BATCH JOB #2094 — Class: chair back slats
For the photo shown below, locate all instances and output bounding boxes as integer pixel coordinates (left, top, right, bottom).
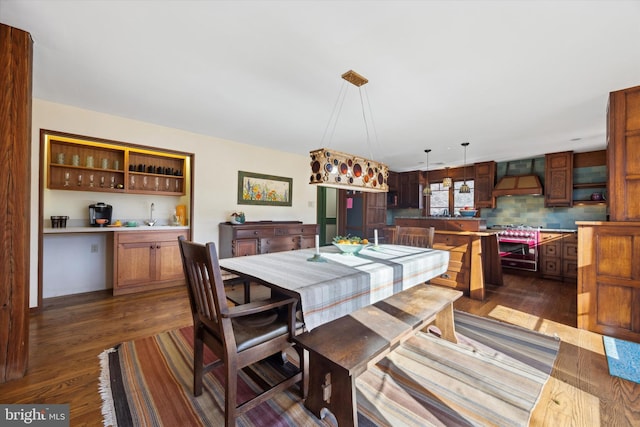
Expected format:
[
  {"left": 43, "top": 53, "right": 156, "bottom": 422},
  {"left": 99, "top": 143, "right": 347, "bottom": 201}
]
[
  {"left": 395, "top": 226, "right": 435, "bottom": 248},
  {"left": 179, "top": 237, "right": 229, "bottom": 342}
]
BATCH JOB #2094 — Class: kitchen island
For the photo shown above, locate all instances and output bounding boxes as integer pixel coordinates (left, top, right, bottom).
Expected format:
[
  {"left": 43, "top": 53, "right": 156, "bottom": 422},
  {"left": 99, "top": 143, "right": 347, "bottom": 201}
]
[{"left": 389, "top": 217, "right": 502, "bottom": 300}]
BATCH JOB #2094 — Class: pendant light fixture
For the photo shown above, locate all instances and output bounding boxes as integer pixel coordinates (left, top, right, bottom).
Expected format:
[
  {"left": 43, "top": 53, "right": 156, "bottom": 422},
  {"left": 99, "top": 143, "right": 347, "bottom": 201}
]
[
  {"left": 423, "top": 149, "right": 432, "bottom": 196},
  {"left": 309, "top": 70, "right": 389, "bottom": 193},
  {"left": 460, "top": 142, "right": 471, "bottom": 194},
  {"left": 442, "top": 167, "right": 452, "bottom": 188}
]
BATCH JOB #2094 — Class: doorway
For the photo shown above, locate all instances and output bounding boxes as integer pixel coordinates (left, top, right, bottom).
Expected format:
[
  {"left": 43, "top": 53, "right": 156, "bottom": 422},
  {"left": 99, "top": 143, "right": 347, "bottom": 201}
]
[{"left": 316, "top": 186, "right": 338, "bottom": 245}]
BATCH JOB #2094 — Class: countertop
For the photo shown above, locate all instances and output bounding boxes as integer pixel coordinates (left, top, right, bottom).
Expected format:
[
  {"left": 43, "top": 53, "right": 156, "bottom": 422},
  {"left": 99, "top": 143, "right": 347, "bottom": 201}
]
[{"left": 44, "top": 225, "right": 190, "bottom": 234}]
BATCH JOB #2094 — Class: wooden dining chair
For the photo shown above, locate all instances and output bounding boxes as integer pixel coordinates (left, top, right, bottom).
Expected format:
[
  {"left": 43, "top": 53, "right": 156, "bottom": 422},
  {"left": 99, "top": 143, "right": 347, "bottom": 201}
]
[
  {"left": 178, "top": 236, "right": 305, "bottom": 427},
  {"left": 395, "top": 226, "right": 435, "bottom": 248}
]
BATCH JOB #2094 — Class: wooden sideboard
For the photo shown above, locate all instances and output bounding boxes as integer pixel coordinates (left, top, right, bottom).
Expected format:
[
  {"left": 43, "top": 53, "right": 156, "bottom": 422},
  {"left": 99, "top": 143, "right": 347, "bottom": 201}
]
[{"left": 219, "top": 221, "right": 319, "bottom": 258}]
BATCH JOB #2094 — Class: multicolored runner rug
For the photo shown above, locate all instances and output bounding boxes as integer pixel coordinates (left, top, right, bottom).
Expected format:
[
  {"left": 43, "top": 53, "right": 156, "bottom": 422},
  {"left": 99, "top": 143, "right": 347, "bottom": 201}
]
[{"left": 99, "top": 311, "right": 559, "bottom": 426}]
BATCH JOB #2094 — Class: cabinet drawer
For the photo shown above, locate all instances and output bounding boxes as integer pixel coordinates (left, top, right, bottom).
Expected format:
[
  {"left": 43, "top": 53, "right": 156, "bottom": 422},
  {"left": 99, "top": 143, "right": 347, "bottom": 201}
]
[
  {"left": 429, "top": 269, "right": 467, "bottom": 290},
  {"left": 541, "top": 258, "right": 562, "bottom": 276},
  {"left": 563, "top": 243, "right": 578, "bottom": 259},
  {"left": 433, "top": 234, "right": 470, "bottom": 248},
  {"left": 285, "top": 224, "right": 318, "bottom": 236},
  {"left": 116, "top": 230, "right": 188, "bottom": 244},
  {"left": 541, "top": 243, "right": 560, "bottom": 257},
  {"left": 236, "top": 228, "right": 274, "bottom": 239},
  {"left": 260, "top": 237, "right": 298, "bottom": 253},
  {"left": 563, "top": 259, "right": 578, "bottom": 278}
]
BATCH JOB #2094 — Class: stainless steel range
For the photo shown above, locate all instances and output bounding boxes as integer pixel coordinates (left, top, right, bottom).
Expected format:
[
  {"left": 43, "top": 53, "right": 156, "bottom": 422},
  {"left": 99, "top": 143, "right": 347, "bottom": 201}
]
[{"left": 495, "top": 225, "right": 540, "bottom": 271}]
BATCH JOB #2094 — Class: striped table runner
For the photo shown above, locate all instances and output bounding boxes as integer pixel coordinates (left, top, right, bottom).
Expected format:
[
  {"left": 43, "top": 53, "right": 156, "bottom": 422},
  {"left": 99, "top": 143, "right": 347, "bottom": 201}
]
[{"left": 219, "top": 244, "right": 449, "bottom": 330}]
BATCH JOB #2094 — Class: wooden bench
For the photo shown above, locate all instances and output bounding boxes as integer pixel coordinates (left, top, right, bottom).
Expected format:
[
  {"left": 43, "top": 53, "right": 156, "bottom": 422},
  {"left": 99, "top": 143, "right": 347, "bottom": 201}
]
[{"left": 293, "top": 285, "right": 462, "bottom": 427}]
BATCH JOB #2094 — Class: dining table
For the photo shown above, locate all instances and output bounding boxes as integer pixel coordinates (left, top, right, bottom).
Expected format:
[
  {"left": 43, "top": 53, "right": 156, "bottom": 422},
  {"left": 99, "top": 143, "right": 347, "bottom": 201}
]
[{"left": 218, "top": 244, "right": 450, "bottom": 331}]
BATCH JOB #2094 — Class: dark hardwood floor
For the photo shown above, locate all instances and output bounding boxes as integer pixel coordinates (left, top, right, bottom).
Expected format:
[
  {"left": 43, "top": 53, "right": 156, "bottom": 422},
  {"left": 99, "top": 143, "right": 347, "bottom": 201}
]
[{"left": 0, "top": 273, "right": 638, "bottom": 426}]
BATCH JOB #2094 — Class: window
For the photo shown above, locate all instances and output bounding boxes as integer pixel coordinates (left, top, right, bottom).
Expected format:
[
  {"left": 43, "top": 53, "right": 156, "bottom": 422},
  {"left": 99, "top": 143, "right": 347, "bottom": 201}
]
[
  {"left": 426, "top": 180, "right": 474, "bottom": 216},
  {"left": 454, "top": 180, "right": 474, "bottom": 215}
]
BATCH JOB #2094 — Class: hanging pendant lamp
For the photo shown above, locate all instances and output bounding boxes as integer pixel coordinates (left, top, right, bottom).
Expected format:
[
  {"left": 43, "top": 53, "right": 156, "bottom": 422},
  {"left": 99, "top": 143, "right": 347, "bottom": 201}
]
[
  {"left": 460, "top": 142, "right": 471, "bottom": 194},
  {"left": 442, "top": 167, "right": 452, "bottom": 188},
  {"left": 309, "top": 70, "right": 389, "bottom": 193},
  {"left": 423, "top": 149, "right": 432, "bottom": 196}
]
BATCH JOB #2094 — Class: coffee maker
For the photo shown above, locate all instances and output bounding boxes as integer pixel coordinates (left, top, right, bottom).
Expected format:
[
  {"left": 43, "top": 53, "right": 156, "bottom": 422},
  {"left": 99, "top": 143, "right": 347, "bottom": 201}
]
[{"left": 89, "top": 202, "right": 113, "bottom": 227}]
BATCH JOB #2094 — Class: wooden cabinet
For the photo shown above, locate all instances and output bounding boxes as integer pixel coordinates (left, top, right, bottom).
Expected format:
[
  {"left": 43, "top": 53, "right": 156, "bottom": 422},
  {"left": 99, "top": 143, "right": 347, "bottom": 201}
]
[
  {"left": 545, "top": 151, "right": 573, "bottom": 207},
  {"left": 386, "top": 171, "right": 400, "bottom": 208},
  {"left": 539, "top": 231, "right": 577, "bottom": 282},
  {"left": 218, "top": 222, "right": 319, "bottom": 258},
  {"left": 608, "top": 84, "right": 640, "bottom": 221},
  {"left": 578, "top": 222, "right": 640, "bottom": 342},
  {"left": 44, "top": 130, "right": 187, "bottom": 196},
  {"left": 473, "top": 161, "right": 496, "bottom": 209},
  {"left": 1, "top": 23, "right": 32, "bottom": 383},
  {"left": 113, "top": 229, "right": 189, "bottom": 295},
  {"left": 398, "top": 171, "right": 422, "bottom": 208}
]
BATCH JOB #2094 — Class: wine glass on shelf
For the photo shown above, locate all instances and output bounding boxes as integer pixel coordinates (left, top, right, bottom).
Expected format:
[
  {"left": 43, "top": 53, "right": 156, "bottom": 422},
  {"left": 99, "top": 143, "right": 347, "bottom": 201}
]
[
  {"left": 64, "top": 172, "right": 70, "bottom": 187},
  {"left": 110, "top": 175, "right": 115, "bottom": 188},
  {"left": 100, "top": 176, "right": 105, "bottom": 188},
  {"left": 130, "top": 175, "right": 135, "bottom": 189},
  {"left": 143, "top": 176, "right": 148, "bottom": 189},
  {"left": 77, "top": 174, "right": 83, "bottom": 186},
  {"left": 154, "top": 177, "right": 159, "bottom": 191},
  {"left": 89, "top": 174, "right": 94, "bottom": 187},
  {"left": 165, "top": 178, "right": 170, "bottom": 191}
]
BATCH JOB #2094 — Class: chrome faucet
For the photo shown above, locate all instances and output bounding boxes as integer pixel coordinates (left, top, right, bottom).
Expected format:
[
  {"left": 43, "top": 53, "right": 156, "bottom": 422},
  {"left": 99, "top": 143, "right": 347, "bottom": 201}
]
[
  {"left": 145, "top": 203, "right": 157, "bottom": 226},
  {"left": 442, "top": 208, "right": 449, "bottom": 217}
]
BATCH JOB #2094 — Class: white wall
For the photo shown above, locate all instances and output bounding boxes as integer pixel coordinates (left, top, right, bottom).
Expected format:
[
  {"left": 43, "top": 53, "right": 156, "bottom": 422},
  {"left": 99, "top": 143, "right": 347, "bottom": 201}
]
[{"left": 31, "top": 99, "right": 317, "bottom": 305}]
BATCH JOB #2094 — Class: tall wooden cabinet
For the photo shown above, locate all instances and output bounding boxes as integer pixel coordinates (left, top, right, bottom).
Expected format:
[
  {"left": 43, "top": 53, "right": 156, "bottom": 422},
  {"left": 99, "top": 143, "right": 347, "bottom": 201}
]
[
  {"left": 545, "top": 151, "right": 573, "bottom": 207},
  {"left": 0, "top": 23, "right": 32, "bottom": 383},
  {"left": 608, "top": 84, "right": 640, "bottom": 221},
  {"left": 577, "top": 84, "right": 640, "bottom": 342}
]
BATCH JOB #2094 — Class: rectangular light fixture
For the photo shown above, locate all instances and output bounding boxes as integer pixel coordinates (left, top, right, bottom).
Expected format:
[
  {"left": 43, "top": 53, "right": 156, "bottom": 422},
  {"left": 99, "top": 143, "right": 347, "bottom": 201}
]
[{"left": 309, "top": 148, "right": 389, "bottom": 193}]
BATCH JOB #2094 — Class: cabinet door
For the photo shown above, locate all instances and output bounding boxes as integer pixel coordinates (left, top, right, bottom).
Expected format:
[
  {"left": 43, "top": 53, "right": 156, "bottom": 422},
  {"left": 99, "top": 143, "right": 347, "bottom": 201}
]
[
  {"left": 399, "top": 171, "right": 421, "bottom": 208},
  {"left": 608, "top": 85, "right": 640, "bottom": 221},
  {"left": 234, "top": 239, "right": 258, "bottom": 256},
  {"left": 387, "top": 171, "right": 400, "bottom": 208},
  {"left": 365, "top": 192, "right": 387, "bottom": 239},
  {"left": 473, "top": 161, "right": 496, "bottom": 208},
  {"left": 117, "top": 241, "right": 155, "bottom": 287},
  {"left": 578, "top": 225, "right": 640, "bottom": 342},
  {"left": 156, "top": 239, "right": 185, "bottom": 282},
  {"left": 545, "top": 151, "right": 573, "bottom": 207}
]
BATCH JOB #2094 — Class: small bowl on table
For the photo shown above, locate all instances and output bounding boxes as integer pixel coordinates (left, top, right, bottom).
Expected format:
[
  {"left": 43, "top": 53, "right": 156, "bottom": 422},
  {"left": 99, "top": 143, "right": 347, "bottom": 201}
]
[
  {"left": 332, "top": 242, "right": 367, "bottom": 255},
  {"left": 459, "top": 209, "right": 478, "bottom": 217}
]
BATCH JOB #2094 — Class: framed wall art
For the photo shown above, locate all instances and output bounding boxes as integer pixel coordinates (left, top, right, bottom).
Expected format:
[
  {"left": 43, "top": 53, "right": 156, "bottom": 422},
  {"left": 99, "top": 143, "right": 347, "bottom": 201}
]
[{"left": 237, "top": 171, "right": 292, "bottom": 206}]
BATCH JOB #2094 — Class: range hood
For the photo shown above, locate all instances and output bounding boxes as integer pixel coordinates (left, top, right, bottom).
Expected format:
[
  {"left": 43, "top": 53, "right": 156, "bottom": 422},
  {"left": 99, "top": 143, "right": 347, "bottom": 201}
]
[{"left": 492, "top": 160, "right": 544, "bottom": 197}]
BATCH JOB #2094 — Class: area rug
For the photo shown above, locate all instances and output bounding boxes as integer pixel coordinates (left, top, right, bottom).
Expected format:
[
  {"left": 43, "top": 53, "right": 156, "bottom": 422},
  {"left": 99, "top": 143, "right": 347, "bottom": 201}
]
[
  {"left": 99, "top": 311, "right": 560, "bottom": 427},
  {"left": 603, "top": 335, "right": 640, "bottom": 384}
]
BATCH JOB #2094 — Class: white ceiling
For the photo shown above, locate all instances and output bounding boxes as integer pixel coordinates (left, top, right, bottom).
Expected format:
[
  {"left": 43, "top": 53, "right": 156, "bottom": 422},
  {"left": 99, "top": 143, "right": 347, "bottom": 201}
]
[{"left": 2, "top": 0, "right": 640, "bottom": 172}]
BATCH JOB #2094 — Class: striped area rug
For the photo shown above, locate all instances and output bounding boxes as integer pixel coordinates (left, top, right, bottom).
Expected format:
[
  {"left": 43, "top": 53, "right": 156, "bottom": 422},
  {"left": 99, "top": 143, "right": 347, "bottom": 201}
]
[{"left": 99, "top": 311, "right": 559, "bottom": 426}]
